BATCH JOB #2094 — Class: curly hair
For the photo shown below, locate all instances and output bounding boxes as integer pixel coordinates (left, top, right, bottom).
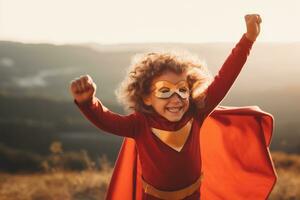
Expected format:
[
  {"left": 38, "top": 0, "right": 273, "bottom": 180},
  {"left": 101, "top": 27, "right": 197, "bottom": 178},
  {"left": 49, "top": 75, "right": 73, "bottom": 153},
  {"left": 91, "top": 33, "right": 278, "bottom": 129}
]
[{"left": 115, "top": 50, "right": 213, "bottom": 113}]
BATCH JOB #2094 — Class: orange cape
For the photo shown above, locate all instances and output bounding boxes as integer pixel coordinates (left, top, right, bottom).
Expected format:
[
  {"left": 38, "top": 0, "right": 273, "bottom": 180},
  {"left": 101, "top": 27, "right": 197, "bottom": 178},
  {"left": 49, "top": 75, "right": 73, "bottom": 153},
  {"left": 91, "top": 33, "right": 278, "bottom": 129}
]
[{"left": 106, "top": 106, "right": 277, "bottom": 200}]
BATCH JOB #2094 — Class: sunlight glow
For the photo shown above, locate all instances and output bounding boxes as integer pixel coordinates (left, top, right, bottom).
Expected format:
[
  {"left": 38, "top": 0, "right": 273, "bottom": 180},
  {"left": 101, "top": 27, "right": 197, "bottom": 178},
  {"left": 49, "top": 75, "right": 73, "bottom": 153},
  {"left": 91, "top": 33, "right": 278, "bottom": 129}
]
[{"left": 0, "top": 0, "right": 299, "bottom": 44}]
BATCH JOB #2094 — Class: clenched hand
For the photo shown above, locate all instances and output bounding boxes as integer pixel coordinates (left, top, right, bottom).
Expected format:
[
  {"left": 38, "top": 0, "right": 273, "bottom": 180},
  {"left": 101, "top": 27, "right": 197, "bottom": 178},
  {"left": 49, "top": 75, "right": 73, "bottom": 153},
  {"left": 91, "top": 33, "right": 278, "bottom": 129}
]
[
  {"left": 70, "top": 75, "right": 97, "bottom": 104},
  {"left": 245, "top": 14, "right": 262, "bottom": 42}
]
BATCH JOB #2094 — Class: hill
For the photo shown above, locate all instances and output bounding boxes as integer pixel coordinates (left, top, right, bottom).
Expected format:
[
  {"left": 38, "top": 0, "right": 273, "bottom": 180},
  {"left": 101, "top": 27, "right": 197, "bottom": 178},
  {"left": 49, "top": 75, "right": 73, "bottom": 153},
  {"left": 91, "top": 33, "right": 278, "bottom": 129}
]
[{"left": 0, "top": 40, "right": 299, "bottom": 160}]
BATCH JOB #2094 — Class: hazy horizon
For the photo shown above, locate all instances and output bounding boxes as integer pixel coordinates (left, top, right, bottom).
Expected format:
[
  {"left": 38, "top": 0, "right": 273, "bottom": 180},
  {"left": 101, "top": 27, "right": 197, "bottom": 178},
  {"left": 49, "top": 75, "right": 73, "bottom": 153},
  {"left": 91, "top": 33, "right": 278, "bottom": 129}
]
[{"left": 1, "top": 39, "right": 300, "bottom": 46}]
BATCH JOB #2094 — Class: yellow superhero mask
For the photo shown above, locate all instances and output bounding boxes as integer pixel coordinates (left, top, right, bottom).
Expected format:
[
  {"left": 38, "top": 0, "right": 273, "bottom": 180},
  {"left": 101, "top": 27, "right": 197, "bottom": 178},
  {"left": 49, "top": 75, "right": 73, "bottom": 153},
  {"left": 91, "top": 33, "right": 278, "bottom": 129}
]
[{"left": 151, "top": 80, "right": 190, "bottom": 99}]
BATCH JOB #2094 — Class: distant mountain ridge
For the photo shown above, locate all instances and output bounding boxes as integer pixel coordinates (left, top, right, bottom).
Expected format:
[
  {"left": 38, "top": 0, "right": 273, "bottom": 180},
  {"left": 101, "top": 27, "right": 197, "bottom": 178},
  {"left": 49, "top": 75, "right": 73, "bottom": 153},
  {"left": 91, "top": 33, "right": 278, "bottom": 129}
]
[{"left": 0, "top": 40, "right": 299, "bottom": 155}]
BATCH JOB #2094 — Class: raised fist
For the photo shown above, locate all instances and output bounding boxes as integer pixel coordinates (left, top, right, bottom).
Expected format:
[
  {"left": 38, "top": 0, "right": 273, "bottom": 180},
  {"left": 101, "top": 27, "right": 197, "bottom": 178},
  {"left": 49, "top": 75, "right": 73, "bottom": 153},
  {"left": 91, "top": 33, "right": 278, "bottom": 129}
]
[
  {"left": 244, "top": 14, "right": 262, "bottom": 42},
  {"left": 70, "top": 75, "right": 97, "bottom": 104}
]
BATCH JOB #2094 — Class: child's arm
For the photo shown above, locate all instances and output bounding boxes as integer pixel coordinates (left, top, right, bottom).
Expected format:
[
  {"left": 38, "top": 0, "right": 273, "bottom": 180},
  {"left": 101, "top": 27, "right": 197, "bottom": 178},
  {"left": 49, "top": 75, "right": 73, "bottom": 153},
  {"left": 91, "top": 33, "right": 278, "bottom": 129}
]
[
  {"left": 70, "top": 75, "right": 139, "bottom": 138},
  {"left": 193, "top": 14, "right": 262, "bottom": 116}
]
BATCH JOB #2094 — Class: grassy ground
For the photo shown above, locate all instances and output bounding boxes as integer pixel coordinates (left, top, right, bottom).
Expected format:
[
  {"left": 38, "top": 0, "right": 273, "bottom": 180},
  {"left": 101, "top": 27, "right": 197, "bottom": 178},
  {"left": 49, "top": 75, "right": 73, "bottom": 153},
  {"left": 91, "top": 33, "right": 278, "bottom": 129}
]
[
  {"left": 0, "top": 151, "right": 299, "bottom": 200},
  {"left": 269, "top": 151, "right": 300, "bottom": 200},
  {"left": 0, "top": 170, "right": 112, "bottom": 200}
]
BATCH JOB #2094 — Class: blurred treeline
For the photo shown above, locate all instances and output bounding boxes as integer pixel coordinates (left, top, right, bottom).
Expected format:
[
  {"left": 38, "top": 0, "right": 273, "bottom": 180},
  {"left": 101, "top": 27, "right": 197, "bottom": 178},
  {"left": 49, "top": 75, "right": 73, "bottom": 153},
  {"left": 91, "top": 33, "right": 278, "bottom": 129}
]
[{"left": 0, "top": 141, "right": 111, "bottom": 173}]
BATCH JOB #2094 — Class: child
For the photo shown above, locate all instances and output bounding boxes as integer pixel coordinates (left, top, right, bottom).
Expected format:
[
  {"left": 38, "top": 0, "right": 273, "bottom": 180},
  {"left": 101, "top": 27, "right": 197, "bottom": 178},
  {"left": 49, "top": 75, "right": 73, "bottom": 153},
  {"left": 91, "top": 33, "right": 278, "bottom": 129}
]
[{"left": 70, "top": 14, "right": 276, "bottom": 200}]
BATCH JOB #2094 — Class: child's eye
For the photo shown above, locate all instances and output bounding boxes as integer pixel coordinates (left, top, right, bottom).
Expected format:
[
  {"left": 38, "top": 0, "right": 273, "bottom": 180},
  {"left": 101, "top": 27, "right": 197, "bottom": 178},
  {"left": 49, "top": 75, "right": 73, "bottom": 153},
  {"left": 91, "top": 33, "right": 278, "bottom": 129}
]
[
  {"left": 159, "top": 88, "right": 170, "bottom": 93},
  {"left": 179, "top": 88, "right": 188, "bottom": 93}
]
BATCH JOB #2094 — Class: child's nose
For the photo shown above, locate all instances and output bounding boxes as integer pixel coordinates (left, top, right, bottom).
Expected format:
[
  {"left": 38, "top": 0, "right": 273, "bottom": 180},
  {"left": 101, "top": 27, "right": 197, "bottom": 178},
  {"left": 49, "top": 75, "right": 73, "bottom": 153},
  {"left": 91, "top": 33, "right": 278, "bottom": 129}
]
[{"left": 169, "top": 93, "right": 182, "bottom": 102}]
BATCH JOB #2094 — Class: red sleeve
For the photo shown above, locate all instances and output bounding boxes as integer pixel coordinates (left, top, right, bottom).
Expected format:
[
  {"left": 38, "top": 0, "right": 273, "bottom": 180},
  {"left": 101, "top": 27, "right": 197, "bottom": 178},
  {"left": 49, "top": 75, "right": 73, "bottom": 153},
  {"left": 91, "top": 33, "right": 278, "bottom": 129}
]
[
  {"left": 74, "top": 97, "right": 140, "bottom": 138},
  {"left": 202, "top": 34, "right": 254, "bottom": 117}
]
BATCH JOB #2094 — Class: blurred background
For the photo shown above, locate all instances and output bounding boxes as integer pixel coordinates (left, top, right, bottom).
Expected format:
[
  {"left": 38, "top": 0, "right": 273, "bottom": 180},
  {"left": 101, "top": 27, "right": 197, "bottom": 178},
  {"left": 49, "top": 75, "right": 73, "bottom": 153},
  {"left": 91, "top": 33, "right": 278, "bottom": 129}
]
[{"left": 0, "top": 0, "right": 299, "bottom": 199}]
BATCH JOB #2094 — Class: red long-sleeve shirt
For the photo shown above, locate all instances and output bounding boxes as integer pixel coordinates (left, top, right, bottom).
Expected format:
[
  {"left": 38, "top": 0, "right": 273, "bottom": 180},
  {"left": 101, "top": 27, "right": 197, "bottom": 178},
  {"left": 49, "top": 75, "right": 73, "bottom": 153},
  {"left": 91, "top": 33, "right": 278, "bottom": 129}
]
[{"left": 75, "top": 34, "right": 253, "bottom": 199}]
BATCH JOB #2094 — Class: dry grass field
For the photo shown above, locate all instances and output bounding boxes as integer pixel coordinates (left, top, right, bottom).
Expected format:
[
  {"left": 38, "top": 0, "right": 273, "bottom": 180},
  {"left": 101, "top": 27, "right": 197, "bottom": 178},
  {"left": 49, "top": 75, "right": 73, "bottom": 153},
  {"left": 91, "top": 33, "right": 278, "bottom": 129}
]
[
  {"left": 0, "top": 151, "right": 299, "bottom": 200},
  {"left": 0, "top": 170, "right": 112, "bottom": 200},
  {"left": 269, "top": 151, "right": 300, "bottom": 200}
]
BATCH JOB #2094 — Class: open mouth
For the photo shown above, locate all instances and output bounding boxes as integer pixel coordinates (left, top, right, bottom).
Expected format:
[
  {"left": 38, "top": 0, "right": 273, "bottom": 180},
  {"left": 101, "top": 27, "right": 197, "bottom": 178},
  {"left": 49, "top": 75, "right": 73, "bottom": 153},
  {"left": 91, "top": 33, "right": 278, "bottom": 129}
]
[{"left": 166, "top": 106, "right": 183, "bottom": 113}]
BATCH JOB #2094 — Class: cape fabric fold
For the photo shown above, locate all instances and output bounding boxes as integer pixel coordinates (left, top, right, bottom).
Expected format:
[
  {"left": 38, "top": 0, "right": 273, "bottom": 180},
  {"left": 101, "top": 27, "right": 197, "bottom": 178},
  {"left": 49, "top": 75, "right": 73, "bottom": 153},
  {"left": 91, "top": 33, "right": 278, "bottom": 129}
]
[{"left": 105, "top": 106, "right": 277, "bottom": 200}]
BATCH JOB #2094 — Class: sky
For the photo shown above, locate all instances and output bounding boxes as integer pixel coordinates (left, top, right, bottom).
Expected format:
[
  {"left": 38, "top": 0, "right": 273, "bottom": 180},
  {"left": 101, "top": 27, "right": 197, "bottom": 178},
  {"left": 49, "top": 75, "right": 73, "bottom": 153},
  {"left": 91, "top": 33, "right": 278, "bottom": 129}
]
[{"left": 0, "top": 0, "right": 299, "bottom": 44}]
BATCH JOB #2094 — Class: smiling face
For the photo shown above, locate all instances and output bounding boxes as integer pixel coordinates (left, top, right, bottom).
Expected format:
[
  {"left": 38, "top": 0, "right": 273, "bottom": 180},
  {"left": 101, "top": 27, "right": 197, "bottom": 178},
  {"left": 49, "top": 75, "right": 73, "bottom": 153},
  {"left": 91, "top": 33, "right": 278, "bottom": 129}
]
[{"left": 143, "top": 70, "right": 190, "bottom": 122}]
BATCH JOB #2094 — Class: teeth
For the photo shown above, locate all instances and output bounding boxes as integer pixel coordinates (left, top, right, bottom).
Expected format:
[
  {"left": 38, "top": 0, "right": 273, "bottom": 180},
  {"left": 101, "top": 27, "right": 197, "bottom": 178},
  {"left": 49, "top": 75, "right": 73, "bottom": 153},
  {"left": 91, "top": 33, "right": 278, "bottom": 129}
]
[{"left": 167, "top": 107, "right": 182, "bottom": 113}]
